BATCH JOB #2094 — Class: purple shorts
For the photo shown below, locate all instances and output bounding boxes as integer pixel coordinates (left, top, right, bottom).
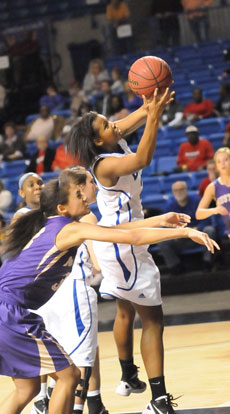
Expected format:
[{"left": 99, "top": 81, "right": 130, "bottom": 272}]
[{"left": 0, "top": 298, "right": 72, "bottom": 378}]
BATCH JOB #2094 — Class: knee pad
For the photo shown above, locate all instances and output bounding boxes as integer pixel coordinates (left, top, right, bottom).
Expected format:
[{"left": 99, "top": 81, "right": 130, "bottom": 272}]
[{"left": 75, "top": 367, "right": 92, "bottom": 401}]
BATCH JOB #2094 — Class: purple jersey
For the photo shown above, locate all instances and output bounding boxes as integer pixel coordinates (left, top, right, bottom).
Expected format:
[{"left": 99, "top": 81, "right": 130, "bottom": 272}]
[
  {"left": 214, "top": 178, "right": 230, "bottom": 236},
  {"left": 0, "top": 216, "right": 77, "bottom": 309}
]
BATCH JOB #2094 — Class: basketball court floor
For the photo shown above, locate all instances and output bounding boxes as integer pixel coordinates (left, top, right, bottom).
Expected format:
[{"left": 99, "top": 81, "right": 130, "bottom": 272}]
[{"left": 0, "top": 291, "right": 229, "bottom": 414}]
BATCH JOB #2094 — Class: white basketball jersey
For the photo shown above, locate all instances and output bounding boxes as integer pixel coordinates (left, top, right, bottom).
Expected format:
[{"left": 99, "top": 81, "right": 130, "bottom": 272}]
[{"left": 91, "top": 139, "right": 159, "bottom": 293}]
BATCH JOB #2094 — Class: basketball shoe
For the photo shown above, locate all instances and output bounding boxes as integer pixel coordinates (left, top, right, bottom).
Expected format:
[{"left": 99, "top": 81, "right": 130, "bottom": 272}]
[
  {"left": 142, "top": 394, "right": 178, "bottom": 414},
  {"left": 116, "top": 366, "right": 146, "bottom": 396},
  {"left": 31, "top": 397, "right": 48, "bottom": 414},
  {"left": 46, "top": 386, "right": 53, "bottom": 400}
]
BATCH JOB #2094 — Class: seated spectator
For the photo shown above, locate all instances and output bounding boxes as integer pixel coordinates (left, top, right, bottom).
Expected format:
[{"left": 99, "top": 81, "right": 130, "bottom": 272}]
[
  {"left": 82, "top": 59, "right": 110, "bottom": 101},
  {"left": 24, "top": 105, "right": 65, "bottom": 142},
  {"left": 0, "top": 122, "right": 25, "bottom": 161},
  {"left": 198, "top": 159, "right": 218, "bottom": 197},
  {"left": 109, "top": 94, "right": 129, "bottom": 122},
  {"left": 215, "top": 83, "right": 230, "bottom": 117},
  {"left": 39, "top": 83, "right": 65, "bottom": 112},
  {"left": 105, "top": 0, "right": 132, "bottom": 55},
  {"left": 111, "top": 66, "right": 124, "bottom": 94},
  {"left": 69, "top": 79, "right": 85, "bottom": 114},
  {"left": 0, "top": 180, "right": 13, "bottom": 214},
  {"left": 223, "top": 121, "right": 230, "bottom": 148},
  {"left": 183, "top": 87, "right": 215, "bottom": 123},
  {"left": 177, "top": 125, "right": 214, "bottom": 171},
  {"left": 123, "top": 81, "right": 142, "bottom": 112},
  {"left": 51, "top": 125, "right": 81, "bottom": 171},
  {"left": 161, "top": 96, "right": 184, "bottom": 127},
  {"left": 158, "top": 180, "right": 217, "bottom": 274},
  {"left": 25, "top": 135, "right": 55, "bottom": 174},
  {"left": 93, "top": 80, "right": 113, "bottom": 117}
]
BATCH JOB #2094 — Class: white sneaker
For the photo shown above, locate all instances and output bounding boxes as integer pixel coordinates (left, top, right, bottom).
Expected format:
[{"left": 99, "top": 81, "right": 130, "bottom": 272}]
[
  {"left": 142, "top": 394, "right": 177, "bottom": 414},
  {"left": 116, "top": 378, "right": 146, "bottom": 396}
]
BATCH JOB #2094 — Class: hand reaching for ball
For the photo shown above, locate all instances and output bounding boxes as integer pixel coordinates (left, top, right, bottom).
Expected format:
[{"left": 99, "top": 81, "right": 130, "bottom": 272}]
[{"left": 143, "top": 88, "right": 175, "bottom": 119}]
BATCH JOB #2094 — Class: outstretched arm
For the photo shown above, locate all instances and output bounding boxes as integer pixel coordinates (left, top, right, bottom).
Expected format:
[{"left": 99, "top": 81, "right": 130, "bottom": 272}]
[
  {"left": 56, "top": 221, "right": 219, "bottom": 254},
  {"left": 116, "top": 212, "right": 191, "bottom": 229}
]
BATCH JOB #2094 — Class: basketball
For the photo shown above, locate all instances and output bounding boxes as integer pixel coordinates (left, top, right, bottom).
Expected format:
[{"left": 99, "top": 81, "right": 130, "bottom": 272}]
[{"left": 128, "top": 56, "right": 173, "bottom": 98}]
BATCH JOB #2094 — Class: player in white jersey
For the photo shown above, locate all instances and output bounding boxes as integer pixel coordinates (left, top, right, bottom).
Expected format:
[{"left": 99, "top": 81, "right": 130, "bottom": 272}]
[{"left": 67, "top": 88, "right": 188, "bottom": 414}]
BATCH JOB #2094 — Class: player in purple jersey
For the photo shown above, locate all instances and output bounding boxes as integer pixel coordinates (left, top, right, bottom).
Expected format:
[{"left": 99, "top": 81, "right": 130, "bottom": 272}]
[
  {"left": 196, "top": 147, "right": 230, "bottom": 237},
  {"left": 0, "top": 168, "right": 218, "bottom": 414}
]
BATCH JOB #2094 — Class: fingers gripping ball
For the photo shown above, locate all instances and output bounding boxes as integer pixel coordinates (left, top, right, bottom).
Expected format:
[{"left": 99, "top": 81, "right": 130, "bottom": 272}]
[{"left": 128, "top": 56, "right": 173, "bottom": 98}]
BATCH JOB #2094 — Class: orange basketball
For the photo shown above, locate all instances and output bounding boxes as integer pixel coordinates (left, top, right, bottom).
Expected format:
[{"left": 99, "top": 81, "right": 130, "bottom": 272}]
[{"left": 128, "top": 56, "right": 173, "bottom": 98}]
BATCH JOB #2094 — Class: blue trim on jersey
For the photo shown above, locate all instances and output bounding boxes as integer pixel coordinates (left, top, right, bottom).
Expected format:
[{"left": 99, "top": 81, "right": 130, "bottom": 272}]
[
  {"left": 127, "top": 201, "right": 131, "bottom": 222},
  {"left": 73, "top": 279, "right": 85, "bottom": 336},
  {"left": 69, "top": 265, "right": 93, "bottom": 357},
  {"left": 100, "top": 292, "right": 117, "bottom": 299},
  {"left": 99, "top": 185, "right": 131, "bottom": 200},
  {"left": 117, "top": 244, "right": 138, "bottom": 291},
  {"left": 113, "top": 243, "right": 131, "bottom": 282}
]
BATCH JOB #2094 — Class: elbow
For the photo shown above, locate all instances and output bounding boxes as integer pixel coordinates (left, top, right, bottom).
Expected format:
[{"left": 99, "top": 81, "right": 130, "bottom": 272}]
[
  {"left": 130, "top": 230, "right": 142, "bottom": 246},
  {"left": 195, "top": 210, "right": 200, "bottom": 220}
]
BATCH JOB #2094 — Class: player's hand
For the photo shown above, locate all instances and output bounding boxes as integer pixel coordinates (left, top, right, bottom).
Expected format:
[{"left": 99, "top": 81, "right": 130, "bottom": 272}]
[
  {"left": 187, "top": 228, "right": 220, "bottom": 254},
  {"left": 214, "top": 205, "right": 229, "bottom": 216},
  {"left": 143, "top": 88, "right": 175, "bottom": 119},
  {"left": 160, "top": 212, "right": 191, "bottom": 228}
]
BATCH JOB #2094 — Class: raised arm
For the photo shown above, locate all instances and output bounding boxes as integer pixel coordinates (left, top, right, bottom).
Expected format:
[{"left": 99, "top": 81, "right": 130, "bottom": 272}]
[
  {"left": 195, "top": 182, "right": 227, "bottom": 219},
  {"left": 95, "top": 89, "right": 174, "bottom": 182},
  {"left": 56, "top": 221, "right": 219, "bottom": 255}
]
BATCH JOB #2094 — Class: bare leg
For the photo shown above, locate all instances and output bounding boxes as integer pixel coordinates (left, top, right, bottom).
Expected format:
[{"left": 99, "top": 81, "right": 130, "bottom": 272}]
[
  {"left": 0, "top": 377, "right": 40, "bottom": 414},
  {"left": 49, "top": 365, "right": 80, "bottom": 414},
  {"left": 133, "top": 304, "right": 164, "bottom": 378},
  {"left": 88, "top": 346, "right": 100, "bottom": 391},
  {"left": 113, "top": 299, "right": 135, "bottom": 360}
]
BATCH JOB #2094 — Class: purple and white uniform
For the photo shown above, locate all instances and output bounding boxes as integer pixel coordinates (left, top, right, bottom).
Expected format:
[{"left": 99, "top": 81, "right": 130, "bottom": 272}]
[
  {"left": 0, "top": 216, "right": 77, "bottom": 378},
  {"left": 214, "top": 178, "right": 230, "bottom": 237}
]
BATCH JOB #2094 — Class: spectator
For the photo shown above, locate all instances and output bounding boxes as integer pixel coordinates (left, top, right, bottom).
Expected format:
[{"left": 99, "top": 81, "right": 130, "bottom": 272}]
[
  {"left": 181, "top": 0, "right": 212, "bottom": 43},
  {"left": 198, "top": 159, "right": 218, "bottom": 197},
  {"left": 25, "top": 135, "right": 55, "bottom": 174},
  {"left": 111, "top": 66, "right": 124, "bottom": 94},
  {"left": 151, "top": 0, "right": 182, "bottom": 47},
  {"left": 223, "top": 121, "right": 230, "bottom": 147},
  {"left": 0, "top": 122, "right": 25, "bottom": 161},
  {"left": 24, "top": 105, "right": 65, "bottom": 142},
  {"left": 0, "top": 180, "right": 13, "bottom": 214},
  {"left": 69, "top": 79, "right": 85, "bottom": 114},
  {"left": 82, "top": 59, "right": 110, "bottom": 101},
  {"left": 109, "top": 94, "right": 129, "bottom": 122},
  {"left": 51, "top": 125, "right": 81, "bottom": 171},
  {"left": 105, "top": 0, "right": 132, "bottom": 55},
  {"left": 177, "top": 125, "right": 214, "bottom": 171},
  {"left": 0, "top": 83, "right": 6, "bottom": 126},
  {"left": 39, "top": 83, "right": 65, "bottom": 112},
  {"left": 123, "top": 80, "right": 142, "bottom": 112},
  {"left": 161, "top": 96, "right": 184, "bottom": 127},
  {"left": 215, "top": 83, "right": 230, "bottom": 117},
  {"left": 158, "top": 180, "right": 216, "bottom": 274},
  {"left": 93, "top": 80, "right": 113, "bottom": 117},
  {"left": 183, "top": 87, "right": 215, "bottom": 122}
]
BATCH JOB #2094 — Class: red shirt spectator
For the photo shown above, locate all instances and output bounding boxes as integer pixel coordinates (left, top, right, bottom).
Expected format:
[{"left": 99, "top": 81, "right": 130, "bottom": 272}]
[
  {"left": 183, "top": 87, "right": 214, "bottom": 122},
  {"left": 51, "top": 125, "right": 81, "bottom": 171},
  {"left": 198, "top": 159, "right": 218, "bottom": 197},
  {"left": 177, "top": 125, "right": 214, "bottom": 171}
]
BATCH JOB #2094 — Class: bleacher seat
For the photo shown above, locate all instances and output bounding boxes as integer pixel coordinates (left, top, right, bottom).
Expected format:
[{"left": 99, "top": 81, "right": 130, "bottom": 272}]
[
  {"left": 141, "top": 194, "right": 168, "bottom": 211},
  {"left": 155, "top": 140, "right": 171, "bottom": 157},
  {"left": 191, "top": 170, "right": 208, "bottom": 189},
  {"left": 40, "top": 171, "right": 59, "bottom": 183},
  {"left": 1, "top": 160, "right": 27, "bottom": 178},
  {"left": 164, "top": 125, "right": 186, "bottom": 140},
  {"left": 161, "top": 173, "right": 194, "bottom": 194},
  {"left": 142, "top": 176, "right": 163, "bottom": 195},
  {"left": 195, "top": 118, "right": 223, "bottom": 136},
  {"left": 142, "top": 159, "right": 157, "bottom": 177},
  {"left": 208, "top": 132, "right": 224, "bottom": 150},
  {"left": 157, "top": 156, "right": 177, "bottom": 173}
]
